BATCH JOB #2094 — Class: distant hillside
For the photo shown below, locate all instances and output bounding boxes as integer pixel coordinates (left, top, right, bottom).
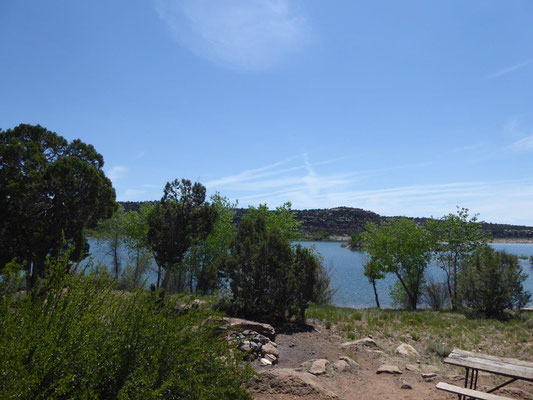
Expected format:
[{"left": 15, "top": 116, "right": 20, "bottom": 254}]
[{"left": 118, "top": 202, "right": 533, "bottom": 240}]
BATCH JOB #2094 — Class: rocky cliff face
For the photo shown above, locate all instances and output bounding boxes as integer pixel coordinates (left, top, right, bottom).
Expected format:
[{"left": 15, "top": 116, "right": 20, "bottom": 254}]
[{"left": 119, "top": 202, "right": 533, "bottom": 240}]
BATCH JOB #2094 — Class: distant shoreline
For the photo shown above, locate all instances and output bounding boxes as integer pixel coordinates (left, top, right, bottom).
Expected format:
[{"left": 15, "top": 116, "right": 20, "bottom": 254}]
[
  {"left": 298, "top": 236, "right": 533, "bottom": 244},
  {"left": 490, "top": 238, "right": 533, "bottom": 244}
]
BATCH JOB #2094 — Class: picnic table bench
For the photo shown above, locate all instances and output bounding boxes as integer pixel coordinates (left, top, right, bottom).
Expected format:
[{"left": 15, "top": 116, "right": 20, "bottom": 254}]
[{"left": 436, "top": 348, "right": 533, "bottom": 400}]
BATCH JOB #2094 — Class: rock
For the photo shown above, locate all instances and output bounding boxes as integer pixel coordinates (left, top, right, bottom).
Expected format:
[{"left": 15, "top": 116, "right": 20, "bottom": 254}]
[
  {"left": 405, "top": 364, "right": 420, "bottom": 372},
  {"left": 262, "top": 342, "right": 280, "bottom": 357},
  {"left": 222, "top": 317, "right": 276, "bottom": 339},
  {"left": 268, "top": 341, "right": 278, "bottom": 348},
  {"left": 252, "top": 368, "right": 338, "bottom": 399},
  {"left": 421, "top": 372, "right": 437, "bottom": 379},
  {"left": 260, "top": 358, "right": 272, "bottom": 366},
  {"left": 401, "top": 380, "right": 413, "bottom": 389},
  {"left": 289, "top": 342, "right": 296, "bottom": 348},
  {"left": 341, "top": 337, "right": 378, "bottom": 350},
  {"left": 310, "top": 359, "right": 330, "bottom": 376},
  {"left": 332, "top": 360, "right": 349, "bottom": 372},
  {"left": 239, "top": 341, "right": 252, "bottom": 352},
  {"left": 339, "top": 356, "right": 359, "bottom": 370},
  {"left": 265, "top": 353, "right": 278, "bottom": 364},
  {"left": 395, "top": 343, "right": 420, "bottom": 358},
  {"left": 376, "top": 365, "right": 402, "bottom": 375}
]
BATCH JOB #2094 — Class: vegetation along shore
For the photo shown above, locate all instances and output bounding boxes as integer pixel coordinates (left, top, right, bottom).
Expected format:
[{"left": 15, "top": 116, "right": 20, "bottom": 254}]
[{"left": 1, "top": 124, "right": 532, "bottom": 399}]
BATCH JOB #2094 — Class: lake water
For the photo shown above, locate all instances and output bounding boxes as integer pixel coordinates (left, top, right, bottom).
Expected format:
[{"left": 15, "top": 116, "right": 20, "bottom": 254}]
[
  {"left": 295, "top": 241, "right": 533, "bottom": 308},
  {"left": 86, "top": 239, "right": 533, "bottom": 308}
]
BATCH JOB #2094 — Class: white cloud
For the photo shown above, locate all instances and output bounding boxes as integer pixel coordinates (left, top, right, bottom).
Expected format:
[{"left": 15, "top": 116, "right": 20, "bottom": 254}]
[
  {"left": 206, "top": 156, "right": 533, "bottom": 225},
  {"left": 107, "top": 166, "right": 129, "bottom": 181},
  {"left": 155, "top": 0, "right": 311, "bottom": 71},
  {"left": 486, "top": 59, "right": 533, "bottom": 79},
  {"left": 507, "top": 135, "right": 533, "bottom": 152}
]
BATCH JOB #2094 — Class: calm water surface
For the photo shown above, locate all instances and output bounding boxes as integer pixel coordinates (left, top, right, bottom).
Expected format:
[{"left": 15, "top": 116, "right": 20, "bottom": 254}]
[
  {"left": 87, "top": 240, "right": 533, "bottom": 308},
  {"left": 295, "top": 241, "right": 533, "bottom": 308}
]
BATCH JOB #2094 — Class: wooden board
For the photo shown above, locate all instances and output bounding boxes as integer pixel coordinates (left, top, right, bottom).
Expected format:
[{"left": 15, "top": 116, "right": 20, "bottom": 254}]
[
  {"left": 444, "top": 349, "right": 533, "bottom": 381},
  {"left": 436, "top": 382, "right": 511, "bottom": 400}
]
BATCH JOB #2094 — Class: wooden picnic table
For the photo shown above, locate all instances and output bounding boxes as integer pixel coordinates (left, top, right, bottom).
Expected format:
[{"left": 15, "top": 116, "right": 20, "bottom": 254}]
[{"left": 437, "top": 348, "right": 533, "bottom": 399}]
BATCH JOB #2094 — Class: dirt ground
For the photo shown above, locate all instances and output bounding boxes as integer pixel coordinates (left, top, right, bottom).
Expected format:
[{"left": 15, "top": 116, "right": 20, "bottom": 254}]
[{"left": 251, "top": 321, "right": 533, "bottom": 400}]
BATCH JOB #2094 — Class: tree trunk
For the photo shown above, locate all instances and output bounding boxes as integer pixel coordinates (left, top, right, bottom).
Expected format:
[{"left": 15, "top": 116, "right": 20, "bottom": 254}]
[
  {"left": 371, "top": 278, "right": 381, "bottom": 308},
  {"left": 156, "top": 265, "right": 162, "bottom": 289},
  {"left": 112, "top": 237, "right": 120, "bottom": 279}
]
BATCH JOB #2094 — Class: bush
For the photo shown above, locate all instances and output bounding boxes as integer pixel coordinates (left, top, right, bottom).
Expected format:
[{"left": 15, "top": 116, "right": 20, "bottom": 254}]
[
  {"left": 459, "top": 246, "right": 531, "bottom": 319},
  {"left": 423, "top": 281, "right": 449, "bottom": 310},
  {"left": 0, "top": 263, "right": 253, "bottom": 399},
  {"left": 221, "top": 211, "right": 327, "bottom": 322},
  {"left": 426, "top": 341, "right": 451, "bottom": 358},
  {"left": 311, "top": 261, "right": 336, "bottom": 305}
]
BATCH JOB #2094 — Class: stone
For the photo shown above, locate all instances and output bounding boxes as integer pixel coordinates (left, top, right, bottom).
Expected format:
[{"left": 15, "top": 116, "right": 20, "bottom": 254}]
[
  {"left": 268, "top": 340, "right": 278, "bottom": 347},
  {"left": 376, "top": 365, "right": 402, "bottom": 375},
  {"left": 265, "top": 353, "right": 278, "bottom": 364},
  {"left": 310, "top": 359, "right": 329, "bottom": 376},
  {"left": 222, "top": 317, "right": 276, "bottom": 339},
  {"left": 262, "top": 343, "right": 280, "bottom": 357},
  {"left": 395, "top": 343, "right": 420, "bottom": 358},
  {"left": 341, "top": 337, "right": 377, "bottom": 350},
  {"left": 405, "top": 364, "right": 420, "bottom": 372},
  {"left": 260, "top": 358, "right": 272, "bottom": 366},
  {"left": 251, "top": 368, "right": 338, "bottom": 399},
  {"left": 239, "top": 341, "right": 252, "bottom": 352},
  {"left": 339, "top": 356, "right": 359, "bottom": 370},
  {"left": 421, "top": 372, "right": 437, "bottom": 379},
  {"left": 332, "top": 360, "right": 349, "bottom": 372},
  {"left": 401, "top": 380, "right": 413, "bottom": 389}
]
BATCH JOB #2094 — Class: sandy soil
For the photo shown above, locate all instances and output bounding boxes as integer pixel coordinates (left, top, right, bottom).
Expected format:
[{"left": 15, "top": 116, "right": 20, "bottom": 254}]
[{"left": 251, "top": 321, "right": 533, "bottom": 400}]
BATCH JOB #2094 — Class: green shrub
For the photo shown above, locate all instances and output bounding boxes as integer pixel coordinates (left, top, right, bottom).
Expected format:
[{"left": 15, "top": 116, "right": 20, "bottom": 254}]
[
  {"left": 221, "top": 211, "right": 327, "bottom": 322},
  {"left": 0, "top": 265, "right": 253, "bottom": 399},
  {"left": 426, "top": 341, "right": 451, "bottom": 358},
  {"left": 459, "top": 246, "right": 531, "bottom": 319}
]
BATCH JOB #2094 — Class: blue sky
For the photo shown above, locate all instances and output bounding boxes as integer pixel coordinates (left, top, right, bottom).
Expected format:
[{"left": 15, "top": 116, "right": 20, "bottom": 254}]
[{"left": 1, "top": 0, "right": 533, "bottom": 224}]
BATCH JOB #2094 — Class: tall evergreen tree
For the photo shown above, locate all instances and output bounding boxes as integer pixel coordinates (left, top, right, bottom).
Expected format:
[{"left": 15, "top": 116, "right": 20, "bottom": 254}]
[
  {"left": 0, "top": 124, "right": 116, "bottom": 290},
  {"left": 147, "top": 179, "right": 217, "bottom": 292}
]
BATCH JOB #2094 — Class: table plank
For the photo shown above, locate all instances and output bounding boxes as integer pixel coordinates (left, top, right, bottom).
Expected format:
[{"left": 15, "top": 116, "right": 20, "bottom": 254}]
[
  {"left": 444, "top": 349, "right": 533, "bottom": 381},
  {"left": 436, "top": 382, "right": 512, "bottom": 400}
]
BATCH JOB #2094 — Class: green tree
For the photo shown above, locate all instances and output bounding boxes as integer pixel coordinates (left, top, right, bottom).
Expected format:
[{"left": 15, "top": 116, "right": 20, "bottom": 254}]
[
  {"left": 122, "top": 203, "right": 154, "bottom": 289},
  {"left": 182, "top": 194, "right": 237, "bottom": 294},
  {"left": 245, "top": 202, "right": 301, "bottom": 241},
  {"left": 221, "top": 210, "right": 319, "bottom": 321},
  {"left": 362, "top": 257, "right": 384, "bottom": 308},
  {"left": 147, "top": 179, "right": 217, "bottom": 292},
  {"left": 427, "top": 207, "right": 488, "bottom": 310},
  {"left": 0, "top": 124, "right": 116, "bottom": 290},
  {"left": 361, "top": 218, "right": 434, "bottom": 310},
  {"left": 459, "top": 246, "right": 531, "bottom": 319},
  {"left": 90, "top": 205, "right": 127, "bottom": 279}
]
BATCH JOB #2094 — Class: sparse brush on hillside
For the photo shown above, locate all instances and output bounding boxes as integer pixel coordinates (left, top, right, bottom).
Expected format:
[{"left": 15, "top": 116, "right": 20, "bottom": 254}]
[{"left": 0, "top": 259, "right": 253, "bottom": 400}]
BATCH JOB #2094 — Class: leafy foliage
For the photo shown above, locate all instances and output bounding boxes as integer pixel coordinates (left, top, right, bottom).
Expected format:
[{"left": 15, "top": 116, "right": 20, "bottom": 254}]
[
  {"left": 90, "top": 205, "right": 127, "bottom": 278},
  {"left": 181, "top": 194, "right": 237, "bottom": 295},
  {"left": 221, "top": 209, "right": 323, "bottom": 321},
  {"left": 422, "top": 280, "right": 449, "bottom": 310},
  {"left": 459, "top": 246, "right": 531, "bottom": 319},
  {"left": 363, "top": 258, "right": 385, "bottom": 308},
  {"left": 361, "top": 218, "right": 434, "bottom": 310},
  {"left": 147, "top": 179, "right": 217, "bottom": 291},
  {"left": 427, "top": 207, "right": 488, "bottom": 310},
  {"left": 244, "top": 202, "right": 301, "bottom": 241},
  {"left": 0, "top": 124, "right": 116, "bottom": 289},
  {"left": 0, "top": 262, "right": 253, "bottom": 400}
]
